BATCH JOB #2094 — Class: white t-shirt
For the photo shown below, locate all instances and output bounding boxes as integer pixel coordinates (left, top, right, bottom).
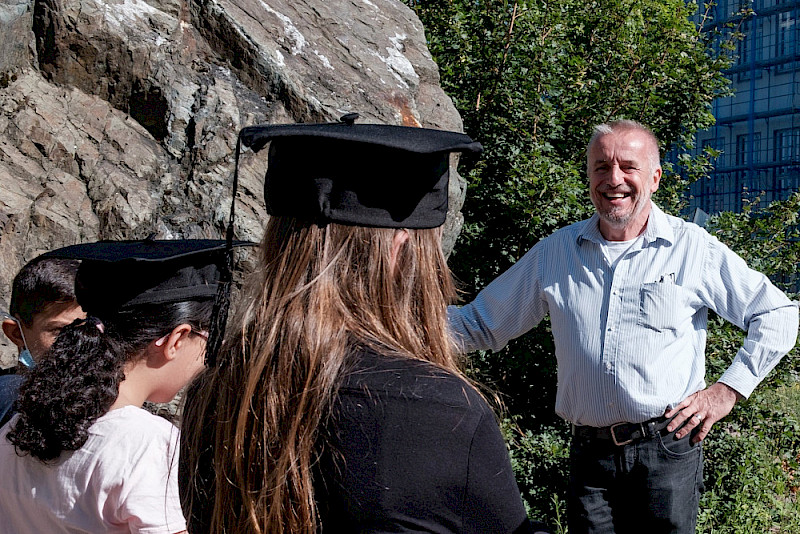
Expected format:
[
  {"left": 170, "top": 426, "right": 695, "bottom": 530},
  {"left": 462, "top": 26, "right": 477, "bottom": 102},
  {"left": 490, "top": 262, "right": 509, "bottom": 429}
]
[
  {"left": 599, "top": 234, "right": 643, "bottom": 267},
  {"left": 0, "top": 405, "right": 186, "bottom": 534}
]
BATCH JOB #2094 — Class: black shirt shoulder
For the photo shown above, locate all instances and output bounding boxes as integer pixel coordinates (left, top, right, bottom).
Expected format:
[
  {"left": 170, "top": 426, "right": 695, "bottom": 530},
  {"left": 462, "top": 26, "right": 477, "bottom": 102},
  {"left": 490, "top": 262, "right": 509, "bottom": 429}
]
[
  {"left": 338, "top": 347, "right": 487, "bottom": 412},
  {"left": 317, "top": 347, "right": 528, "bottom": 534}
]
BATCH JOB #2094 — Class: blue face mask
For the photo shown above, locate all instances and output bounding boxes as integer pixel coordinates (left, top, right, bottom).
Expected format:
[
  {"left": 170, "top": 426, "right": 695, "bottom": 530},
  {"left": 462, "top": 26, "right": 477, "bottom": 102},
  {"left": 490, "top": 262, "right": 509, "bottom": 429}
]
[
  {"left": 2, "top": 311, "right": 34, "bottom": 368},
  {"left": 18, "top": 348, "right": 34, "bottom": 368}
]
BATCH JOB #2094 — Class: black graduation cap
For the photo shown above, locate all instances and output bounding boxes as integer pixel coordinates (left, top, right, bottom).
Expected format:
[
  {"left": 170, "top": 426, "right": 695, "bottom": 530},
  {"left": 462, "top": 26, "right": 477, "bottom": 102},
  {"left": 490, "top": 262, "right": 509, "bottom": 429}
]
[
  {"left": 236, "top": 113, "right": 483, "bottom": 229},
  {"left": 199, "top": 114, "right": 482, "bottom": 366},
  {"left": 41, "top": 238, "right": 254, "bottom": 319}
]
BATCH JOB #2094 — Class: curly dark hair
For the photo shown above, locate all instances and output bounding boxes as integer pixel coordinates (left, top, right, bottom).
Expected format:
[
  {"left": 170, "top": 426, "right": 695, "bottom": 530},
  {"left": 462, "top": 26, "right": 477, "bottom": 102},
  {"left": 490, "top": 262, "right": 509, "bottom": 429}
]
[{"left": 7, "top": 299, "right": 213, "bottom": 462}]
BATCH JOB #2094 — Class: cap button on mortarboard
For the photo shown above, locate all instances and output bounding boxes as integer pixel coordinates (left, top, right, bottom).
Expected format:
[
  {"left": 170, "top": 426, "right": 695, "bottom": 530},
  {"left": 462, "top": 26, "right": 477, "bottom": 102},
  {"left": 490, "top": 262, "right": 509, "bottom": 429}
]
[{"left": 339, "top": 113, "right": 359, "bottom": 126}]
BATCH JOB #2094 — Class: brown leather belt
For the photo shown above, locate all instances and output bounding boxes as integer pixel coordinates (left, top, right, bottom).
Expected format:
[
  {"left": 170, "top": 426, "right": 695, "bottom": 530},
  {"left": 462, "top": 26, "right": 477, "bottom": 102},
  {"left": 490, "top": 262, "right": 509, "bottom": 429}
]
[{"left": 571, "top": 416, "right": 672, "bottom": 446}]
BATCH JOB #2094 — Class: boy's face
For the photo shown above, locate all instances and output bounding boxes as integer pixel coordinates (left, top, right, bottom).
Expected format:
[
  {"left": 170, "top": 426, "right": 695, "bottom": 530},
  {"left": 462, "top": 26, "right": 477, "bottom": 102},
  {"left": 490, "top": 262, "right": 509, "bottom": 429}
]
[{"left": 3, "top": 301, "right": 85, "bottom": 362}]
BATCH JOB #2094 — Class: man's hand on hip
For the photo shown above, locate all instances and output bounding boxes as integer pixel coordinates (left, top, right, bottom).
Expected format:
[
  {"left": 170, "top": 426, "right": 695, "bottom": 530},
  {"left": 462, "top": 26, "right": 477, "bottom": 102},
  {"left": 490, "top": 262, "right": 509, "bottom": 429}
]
[{"left": 664, "top": 382, "right": 743, "bottom": 443}]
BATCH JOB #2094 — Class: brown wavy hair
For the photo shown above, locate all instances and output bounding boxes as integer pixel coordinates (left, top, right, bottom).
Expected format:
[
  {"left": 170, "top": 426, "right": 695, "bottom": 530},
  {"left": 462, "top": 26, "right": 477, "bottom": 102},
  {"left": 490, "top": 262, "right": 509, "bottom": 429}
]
[{"left": 180, "top": 216, "right": 465, "bottom": 533}]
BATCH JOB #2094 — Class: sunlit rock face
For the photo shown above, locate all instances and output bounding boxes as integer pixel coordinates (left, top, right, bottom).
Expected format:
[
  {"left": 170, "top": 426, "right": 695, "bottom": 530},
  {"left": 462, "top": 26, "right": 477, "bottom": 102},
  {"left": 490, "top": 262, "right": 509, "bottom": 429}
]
[{"left": 0, "top": 0, "right": 467, "bottom": 365}]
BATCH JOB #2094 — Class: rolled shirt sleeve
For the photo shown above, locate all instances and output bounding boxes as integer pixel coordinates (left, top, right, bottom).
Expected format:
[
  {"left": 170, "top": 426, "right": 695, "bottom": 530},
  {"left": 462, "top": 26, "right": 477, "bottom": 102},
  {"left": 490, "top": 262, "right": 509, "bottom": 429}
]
[{"left": 699, "top": 234, "right": 799, "bottom": 397}]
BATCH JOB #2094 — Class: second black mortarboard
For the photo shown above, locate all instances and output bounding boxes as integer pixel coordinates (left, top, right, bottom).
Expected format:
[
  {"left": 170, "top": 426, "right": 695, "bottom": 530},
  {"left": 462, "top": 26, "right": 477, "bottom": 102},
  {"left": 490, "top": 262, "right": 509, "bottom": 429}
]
[
  {"left": 237, "top": 114, "right": 483, "bottom": 229},
  {"left": 41, "top": 238, "right": 254, "bottom": 319}
]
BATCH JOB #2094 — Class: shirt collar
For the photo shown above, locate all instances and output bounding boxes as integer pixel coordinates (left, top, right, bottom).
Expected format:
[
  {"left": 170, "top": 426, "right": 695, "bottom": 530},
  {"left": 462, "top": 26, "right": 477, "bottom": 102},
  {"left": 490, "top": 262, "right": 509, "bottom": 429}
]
[
  {"left": 640, "top": 202, "right": 675, "bottom": 246},
  {"left": 577, "top": 202, "right": 675, "bottom": 247}
]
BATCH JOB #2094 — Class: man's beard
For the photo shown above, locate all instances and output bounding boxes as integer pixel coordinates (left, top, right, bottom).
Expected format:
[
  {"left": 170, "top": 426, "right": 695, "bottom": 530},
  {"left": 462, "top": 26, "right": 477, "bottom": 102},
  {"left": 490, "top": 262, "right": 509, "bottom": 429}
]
[{"left": 595, "top": 193, "right": 648, "bottom": 229}]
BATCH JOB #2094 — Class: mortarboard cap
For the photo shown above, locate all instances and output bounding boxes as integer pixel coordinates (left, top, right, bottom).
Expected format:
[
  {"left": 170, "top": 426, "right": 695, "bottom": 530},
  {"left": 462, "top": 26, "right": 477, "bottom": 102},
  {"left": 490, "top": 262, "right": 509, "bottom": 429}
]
[
  {"left": 237, "top": 113, "right": 483, "bottom": 229},
  {"left": 42, "top": 238, "right": 254, "bottom": 319},
  {"left": 200, "top": 115, "right": 482, "bottom": 366}
]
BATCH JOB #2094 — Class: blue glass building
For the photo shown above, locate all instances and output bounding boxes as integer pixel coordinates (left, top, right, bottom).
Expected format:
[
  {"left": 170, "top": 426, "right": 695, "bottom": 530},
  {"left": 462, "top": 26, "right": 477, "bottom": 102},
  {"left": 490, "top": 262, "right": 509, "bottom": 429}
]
[{"left": 687, "top": 0, "right": 799, "bottom": 214}]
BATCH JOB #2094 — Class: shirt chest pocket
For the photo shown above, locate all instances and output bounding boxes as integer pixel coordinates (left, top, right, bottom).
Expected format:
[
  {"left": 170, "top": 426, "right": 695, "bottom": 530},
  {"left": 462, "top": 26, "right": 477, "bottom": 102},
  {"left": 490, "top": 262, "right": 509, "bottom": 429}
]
[{"left": 638, "top": 282, "right": 692, "bottom": 332}]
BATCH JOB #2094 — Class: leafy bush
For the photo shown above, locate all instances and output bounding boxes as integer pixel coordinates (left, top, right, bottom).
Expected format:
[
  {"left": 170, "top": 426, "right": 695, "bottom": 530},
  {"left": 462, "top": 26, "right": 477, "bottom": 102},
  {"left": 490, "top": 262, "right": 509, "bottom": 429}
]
[
  {"left": 697, "top": 384, "right": 800, "bottom": 533},
  {"left": 695, "top": 194, "right": 800, "bottom": 532},
  {"left": 502, "top": 418, "right": 571, "bottom": 528}
]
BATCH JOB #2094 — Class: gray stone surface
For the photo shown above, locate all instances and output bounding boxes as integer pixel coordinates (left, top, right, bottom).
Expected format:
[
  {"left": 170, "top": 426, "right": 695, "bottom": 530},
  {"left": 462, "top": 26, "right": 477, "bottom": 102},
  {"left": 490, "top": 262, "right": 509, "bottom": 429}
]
[
  {"left": 0, "top": 0, "right": 468, "bottom": 366},
  {"left": 0, "top": 0, "right": 35, "bottom": 85}
]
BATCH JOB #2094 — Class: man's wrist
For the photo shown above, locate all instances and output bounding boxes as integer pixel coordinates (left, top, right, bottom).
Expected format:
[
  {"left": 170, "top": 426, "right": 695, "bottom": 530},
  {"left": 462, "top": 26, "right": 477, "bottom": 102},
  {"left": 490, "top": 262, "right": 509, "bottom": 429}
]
[{"left": 715, "top": 381, "right": 744, "bottom": 402}]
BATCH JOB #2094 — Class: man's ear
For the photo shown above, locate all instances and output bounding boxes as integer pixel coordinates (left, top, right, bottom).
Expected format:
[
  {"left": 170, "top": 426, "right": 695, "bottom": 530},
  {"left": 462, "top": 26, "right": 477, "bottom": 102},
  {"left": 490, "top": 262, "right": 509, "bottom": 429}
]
[
  {"left": 650, "top": 166, "right": 662, "bottom": 193},
  {"left": 2, "top": 319, "right": 25, "bottom": 350},
  {"left": 390, "top": 229, "right": 411, "bottom": 271},
  {"left": 153, "top": 324, "right": 193, "bottom": 362}
]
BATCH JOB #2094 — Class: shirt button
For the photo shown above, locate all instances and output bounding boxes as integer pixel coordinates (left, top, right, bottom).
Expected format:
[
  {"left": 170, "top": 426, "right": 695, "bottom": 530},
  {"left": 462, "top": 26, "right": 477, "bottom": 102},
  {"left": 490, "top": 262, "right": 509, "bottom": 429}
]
[
  {"left": 608, "top": 326, "right": 614, "bottom": 332},
  {"left": 605, "top": 362, "right": 612, "bottom": 370}
]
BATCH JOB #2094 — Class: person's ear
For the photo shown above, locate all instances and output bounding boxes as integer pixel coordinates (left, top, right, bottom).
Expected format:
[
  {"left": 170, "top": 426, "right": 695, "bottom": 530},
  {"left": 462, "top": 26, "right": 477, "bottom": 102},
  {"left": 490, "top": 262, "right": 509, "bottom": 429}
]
[
  {"left": 390, "top": 229, "right": 411, "bottom": 271},
  {"left": 153, "top": 324, "right": 193, "bottom": 362},
  {"left": 650, "top": 166, "right": 662, "bottom": 193},
  {"left": 2, "top": 319, "right": 25, "bottom": 350}
]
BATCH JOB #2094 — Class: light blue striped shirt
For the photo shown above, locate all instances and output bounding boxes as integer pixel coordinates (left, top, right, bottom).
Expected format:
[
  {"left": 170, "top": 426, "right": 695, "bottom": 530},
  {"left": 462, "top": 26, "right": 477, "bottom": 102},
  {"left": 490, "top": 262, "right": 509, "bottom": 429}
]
[{"left": 449, "top": 203, "right": 799, "bottom": 427}]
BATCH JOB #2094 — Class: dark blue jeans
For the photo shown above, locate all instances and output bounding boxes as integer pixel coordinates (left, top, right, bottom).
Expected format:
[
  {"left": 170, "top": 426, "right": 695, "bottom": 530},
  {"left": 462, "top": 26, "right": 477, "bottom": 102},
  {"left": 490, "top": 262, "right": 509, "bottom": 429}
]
[{"left": 568, "top": 426, "right": 703, "bottom": 534}]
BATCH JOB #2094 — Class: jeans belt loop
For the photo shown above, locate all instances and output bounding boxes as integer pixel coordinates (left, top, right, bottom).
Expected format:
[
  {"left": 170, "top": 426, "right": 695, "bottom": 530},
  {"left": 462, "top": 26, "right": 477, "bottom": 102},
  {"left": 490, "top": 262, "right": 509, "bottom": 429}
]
[{"left": 645, "top": 419, "right": 658, "bottom": 439}]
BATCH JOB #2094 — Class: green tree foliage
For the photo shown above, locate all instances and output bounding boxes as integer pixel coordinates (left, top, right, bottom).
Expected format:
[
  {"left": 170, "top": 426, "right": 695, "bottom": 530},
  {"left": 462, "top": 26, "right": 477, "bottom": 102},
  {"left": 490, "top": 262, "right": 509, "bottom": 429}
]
[{"left": 406, "top": 0, "right": 800, "bottom": 529}]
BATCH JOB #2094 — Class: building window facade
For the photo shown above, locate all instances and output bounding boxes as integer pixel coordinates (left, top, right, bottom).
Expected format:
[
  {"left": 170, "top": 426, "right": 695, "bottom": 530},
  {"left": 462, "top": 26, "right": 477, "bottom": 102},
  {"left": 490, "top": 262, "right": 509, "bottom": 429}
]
[
  {"left": 774, "top": 127, "right": 800, "bottom": 163},
  {"left": 680, "top": 0, "right": 799, "bottom": 216}
]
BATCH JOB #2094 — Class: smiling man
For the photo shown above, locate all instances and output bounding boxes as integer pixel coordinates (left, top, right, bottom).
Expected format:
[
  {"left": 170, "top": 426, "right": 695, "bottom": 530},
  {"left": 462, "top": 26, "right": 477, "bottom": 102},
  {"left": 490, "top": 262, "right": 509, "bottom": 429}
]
[
  {"left": 587, "top": 124, "right": 660, "bottom": 240},
  {"left": 448, "top": 120, "right": 798, "bottom": 533}
]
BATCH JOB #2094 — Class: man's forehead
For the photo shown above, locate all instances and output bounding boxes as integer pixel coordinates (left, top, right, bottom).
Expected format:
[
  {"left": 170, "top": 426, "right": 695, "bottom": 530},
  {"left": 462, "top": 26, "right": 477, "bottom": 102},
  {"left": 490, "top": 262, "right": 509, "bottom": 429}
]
[{"left": 590, "top": 131, "right": 651, "bottom": 159}]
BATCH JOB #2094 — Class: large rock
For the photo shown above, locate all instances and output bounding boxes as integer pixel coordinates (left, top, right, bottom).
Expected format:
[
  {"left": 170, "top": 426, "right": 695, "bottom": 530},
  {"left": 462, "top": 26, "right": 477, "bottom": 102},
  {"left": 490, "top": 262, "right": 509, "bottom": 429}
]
[
  {"left": 0, "top": 0, "right": 35, "bottom": 84},
  {"left": 0, "top": 0, "right": 467, "bottom": 365}
]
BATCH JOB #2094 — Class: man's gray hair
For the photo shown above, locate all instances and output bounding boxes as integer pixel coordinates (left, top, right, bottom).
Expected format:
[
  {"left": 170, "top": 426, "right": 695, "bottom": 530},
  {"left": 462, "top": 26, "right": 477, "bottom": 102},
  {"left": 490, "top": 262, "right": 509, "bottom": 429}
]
[{"left": 587, "top": 119, "right": 661, "bottom": 172}]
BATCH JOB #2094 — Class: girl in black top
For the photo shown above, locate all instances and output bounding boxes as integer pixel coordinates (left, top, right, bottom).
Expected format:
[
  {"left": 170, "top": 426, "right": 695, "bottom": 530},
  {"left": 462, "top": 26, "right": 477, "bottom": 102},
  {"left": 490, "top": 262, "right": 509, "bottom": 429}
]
[{"left": 180, "top": 119, "right": 549, "bottom": 533}]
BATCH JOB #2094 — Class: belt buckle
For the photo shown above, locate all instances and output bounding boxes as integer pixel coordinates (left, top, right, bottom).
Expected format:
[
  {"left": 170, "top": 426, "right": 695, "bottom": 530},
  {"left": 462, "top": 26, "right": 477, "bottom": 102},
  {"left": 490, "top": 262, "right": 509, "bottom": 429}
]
[{"left": 610, "top": 422, "right": 634, "bottom": 446}]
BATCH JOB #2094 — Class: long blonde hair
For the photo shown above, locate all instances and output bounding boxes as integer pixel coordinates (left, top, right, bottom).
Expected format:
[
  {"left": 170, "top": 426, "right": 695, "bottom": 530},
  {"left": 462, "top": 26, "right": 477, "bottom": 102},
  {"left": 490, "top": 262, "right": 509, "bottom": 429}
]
[{"left": 181, "top": 216, "right": 464, "bottom": 533}]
